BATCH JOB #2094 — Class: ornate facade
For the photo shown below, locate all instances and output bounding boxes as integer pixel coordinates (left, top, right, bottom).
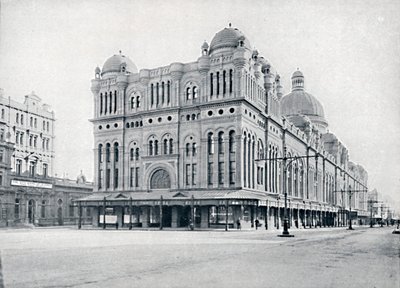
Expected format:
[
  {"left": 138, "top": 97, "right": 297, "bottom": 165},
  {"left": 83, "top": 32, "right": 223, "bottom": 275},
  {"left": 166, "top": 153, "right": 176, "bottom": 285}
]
[{"left": 81, "top": 26, "right": 368, "bottom": 229}]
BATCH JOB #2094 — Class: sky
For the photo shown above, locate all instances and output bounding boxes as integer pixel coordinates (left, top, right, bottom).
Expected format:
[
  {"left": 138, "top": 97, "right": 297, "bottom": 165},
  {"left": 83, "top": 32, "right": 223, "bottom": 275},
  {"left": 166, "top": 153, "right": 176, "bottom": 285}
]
[{"left": 0, "top": 0, "right": 399, "bottom": 205}]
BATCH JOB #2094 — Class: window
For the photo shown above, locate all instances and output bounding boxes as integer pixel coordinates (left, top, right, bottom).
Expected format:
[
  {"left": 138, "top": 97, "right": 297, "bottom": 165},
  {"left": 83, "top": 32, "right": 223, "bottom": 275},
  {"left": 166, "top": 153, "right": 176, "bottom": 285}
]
[
  {"left": 216, "top": 72, "right": 220, "bottom": 95},
  {"left": 34, "top": 118, "right": 37, "bottom": 128},
  {"left": 43, "top": 163, "right": 48, "bottom": 177},
  {"left": 229, "top": 161, "right": 236, "bottom": 184},
  {"left": 149, "top": 141, "right": 153, "bottom": 155},
  {"left": 16, "top": 159, "right": 22, "bottom": 175},
  {"left": 20, "top": 133, "right": 23, "bottom": 145},
  {"left": 114, "top": 143, "right": 119, "bottom": 162},
  {"left": 186, "top": 164, "right": 191, "bottom": 185},
  {"left": 169, "top": 139, "right": 173, "bottom": 154},
  {"left": 1, "top": 109, "right": 4, "bottom": 119},
  {"left": 69, "top": 201, "right": 74, "bottom": 217},
  {"left": 164, "top": 139, "right": 168, "bottom": 155},
  {"left": 207, "top": 132, "right": 214, "bottom": 154},
  {"left": 130, "top": 167, "right": 134, "bottom": 187},
  {"left": 106, "top": 169, "right": 110, "bottom": 188},
  {"left": 47, "top": 121, "right": 49, "bottom": 131},
  {"left": 186, "top": 87, "right": 192, "bottom": 100},
  {"left": 106, "top": 143, "right": 111, "bottom": 162},
  {"left": 0, "top": 172, "right": 2, "bottom": 186},
  {"left": 135, "top": 168, "right": 139, "bottom": 187},
  {"left": 114, "top": 168, "right": 119, "bottom": 188},
  {"left": 208, "top": 163, "right": 213, "bottom": 185},
  {"left": 100, "top": 93, "right": 103, "bottom": 115},
  {"left": 151, "top": 84, "right": 154, "bottom": 106},
  {"left": 218, "top": 132, "right": 224, "bottom": 154},
  {"left": 16, "top": 113, "right": 19, "bottom": 123},
  {"left": 192, "top": 164, "right": 197, "bottom": 185},
  {"left": 135, "top": 148, "right": 139, "bottom": 161},
  {"left": 210, "top": 73, "right": 213, "bottom": 96},
  {"left": 130, "top": 148, "right": 134, "bottom": 161},
  {"left": 0, "top": 129, "right": 4, "bottom": 142},
  {"left": 30, "top": 117, "right": 33, "bottom": 127},
  {"left": 192, "top": 143, "right": 197, "bottom": 156},
  {"left": 218, "top": 161, "right": 224, "bottom": 185},
  {"left": 98, "top": 169, "right": 103, "bottom": 189},
  {"left": 0, "top": 150, "right": 3, "bottom": 163},
  {"left": 43, "top": 120, "right": 45, "bottom": 130},
  {"left": 136, "top": 96, "right": 140, "bottom": 108},
  {"left": 223, "top": 70, "right": 226, "bottom": 94},
  {"left": 186, "top": 143, "right": 190, "bottom": 157},
  {"left": 193, "top": 87, "right": 198, "bottom": 99},
  {"left": 98, "top": 144, "right": 103, "bottom": 163},
  {"left": 131, "top": 97, "right": 135, "bottom": 109},
  {"left": 154, "top": 140, "right": 159, "bottom": 155},
  {"left": 167, "top": 81, "right": 171, "bottom": 104},
  {"left": 29, "top": 161, "right": 36, "bottom": 177},
  {"left": 229, "top": 69, "right": 233, "bottom": 93},
  {"left": 33, "top": 136, "right": 37, "bottom": 148}
]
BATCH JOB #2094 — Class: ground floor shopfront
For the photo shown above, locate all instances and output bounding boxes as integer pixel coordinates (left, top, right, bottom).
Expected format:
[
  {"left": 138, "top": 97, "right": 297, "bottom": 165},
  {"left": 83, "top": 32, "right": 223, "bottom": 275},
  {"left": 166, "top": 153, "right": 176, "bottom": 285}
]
[{"left": 76, "top": 190, "right": 363, "bottom": 230}]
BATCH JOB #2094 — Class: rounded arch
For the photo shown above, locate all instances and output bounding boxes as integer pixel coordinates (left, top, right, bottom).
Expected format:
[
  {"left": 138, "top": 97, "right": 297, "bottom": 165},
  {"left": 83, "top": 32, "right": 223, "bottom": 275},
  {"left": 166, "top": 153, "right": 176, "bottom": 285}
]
[{"left": 145, "top": 163, "right": 177, "bottom": 190}]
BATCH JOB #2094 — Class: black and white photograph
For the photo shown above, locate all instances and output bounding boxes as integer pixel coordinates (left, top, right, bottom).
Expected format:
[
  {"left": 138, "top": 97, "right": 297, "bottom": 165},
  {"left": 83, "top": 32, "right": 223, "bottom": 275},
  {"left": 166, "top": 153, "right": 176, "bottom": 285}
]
[{"left": 0, "top": 0, "right": 399, "bottom": 287}]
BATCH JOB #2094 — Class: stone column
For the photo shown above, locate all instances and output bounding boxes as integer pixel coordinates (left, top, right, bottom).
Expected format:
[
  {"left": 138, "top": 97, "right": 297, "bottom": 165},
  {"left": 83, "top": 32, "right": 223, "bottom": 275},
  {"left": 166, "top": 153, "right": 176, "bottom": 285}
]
[{"left": 200, "top": 206, "right": 209, "bottom": 228}]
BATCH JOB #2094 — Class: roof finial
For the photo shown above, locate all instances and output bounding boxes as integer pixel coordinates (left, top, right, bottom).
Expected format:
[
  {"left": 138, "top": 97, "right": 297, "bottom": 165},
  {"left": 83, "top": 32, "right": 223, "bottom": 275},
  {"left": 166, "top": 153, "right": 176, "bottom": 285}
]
[{"left": 229, "top": 22, "right": 232, "bottom": 28}]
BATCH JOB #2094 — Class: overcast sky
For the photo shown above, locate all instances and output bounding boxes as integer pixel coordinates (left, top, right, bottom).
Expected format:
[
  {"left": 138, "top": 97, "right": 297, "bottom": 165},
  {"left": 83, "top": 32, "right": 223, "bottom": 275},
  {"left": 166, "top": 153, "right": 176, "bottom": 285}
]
[{"left": 0, "top": 0, "right": 399, "bottom": 204}]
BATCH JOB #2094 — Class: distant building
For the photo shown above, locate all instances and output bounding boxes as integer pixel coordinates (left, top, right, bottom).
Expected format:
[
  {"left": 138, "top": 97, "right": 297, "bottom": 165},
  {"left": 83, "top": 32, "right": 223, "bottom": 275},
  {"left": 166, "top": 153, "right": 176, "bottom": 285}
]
[
  {"left": 0, "top": 91, "right": 93, "bottom": 227},
  {"left": 80, "top": 26, "right": 368, "bottom": 229}
]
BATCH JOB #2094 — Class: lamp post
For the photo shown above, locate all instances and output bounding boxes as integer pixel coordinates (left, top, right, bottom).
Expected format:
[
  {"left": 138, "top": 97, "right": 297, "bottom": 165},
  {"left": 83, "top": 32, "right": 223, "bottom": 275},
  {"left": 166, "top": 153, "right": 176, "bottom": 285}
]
[{"left": 278, "top": 147, "right": 294, "bottom": 237}]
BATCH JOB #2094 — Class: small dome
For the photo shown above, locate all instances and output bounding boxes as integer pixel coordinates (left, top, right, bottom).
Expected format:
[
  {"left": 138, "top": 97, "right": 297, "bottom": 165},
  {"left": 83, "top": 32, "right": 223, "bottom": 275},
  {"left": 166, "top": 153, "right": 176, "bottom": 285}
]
[
  {"left": 201, "top": 41, "right": 209, "bottom": 50},
  {"left": 102, "top": 53, "right": 138, "bottom": 76},
  {"left": 209, "top": 27, "right": 251, "bottom": 54},
  {"left": 292, "top": 70, "right": 304, "bottom": 78}
]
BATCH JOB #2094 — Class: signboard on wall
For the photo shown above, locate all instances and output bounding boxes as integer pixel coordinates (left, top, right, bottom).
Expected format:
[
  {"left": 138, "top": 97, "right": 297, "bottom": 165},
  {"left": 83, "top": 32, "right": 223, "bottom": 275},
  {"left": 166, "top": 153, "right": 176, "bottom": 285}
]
[{"left": 11, "top": 180, "right": 53, "bottom": 189}]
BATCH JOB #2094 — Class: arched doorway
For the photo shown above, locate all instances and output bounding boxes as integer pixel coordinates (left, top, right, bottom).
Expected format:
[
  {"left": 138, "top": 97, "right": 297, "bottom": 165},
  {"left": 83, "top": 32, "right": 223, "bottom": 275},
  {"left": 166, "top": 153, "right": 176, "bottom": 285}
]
[
  {"left": 57, "top": 199, "right": 63, "bottom": 225},
  {"left": 28, "top": 199, "right": 35, "bottom": 224}
]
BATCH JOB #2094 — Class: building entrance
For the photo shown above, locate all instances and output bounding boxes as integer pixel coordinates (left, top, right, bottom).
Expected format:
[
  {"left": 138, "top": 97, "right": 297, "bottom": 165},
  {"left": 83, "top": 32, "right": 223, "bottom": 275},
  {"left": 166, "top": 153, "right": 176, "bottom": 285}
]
[{"left": 28, "top": 199, "right": 35, "bottom": 223}]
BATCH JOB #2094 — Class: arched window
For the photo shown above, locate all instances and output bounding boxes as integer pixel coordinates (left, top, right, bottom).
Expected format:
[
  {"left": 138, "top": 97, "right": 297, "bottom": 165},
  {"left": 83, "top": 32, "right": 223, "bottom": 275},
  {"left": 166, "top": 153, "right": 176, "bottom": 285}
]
[
  {"left": 192, "top": 143, "right": 197, "bottom": 156},
  {"left": 186, "top": 143, "right": 190, "bottom": 156},
  {"left": 98, "top": 144, "right": 103, "bottom": 163},
  {"left": 104, "top": 92, "right": 108, "bottom": 114},
  {"left": 210, "top": 73, "right": 214, "bottom": 96},
  {"left": 156, "top": 83, "right": 160, "bottom": 105},
  {"left": 154, "top": 140, "right": 159, "bottom": 155},
  {"left": 135, "top": 148, "right": 139, "bottom": 160},
  {"left": 105, "top": 143, "right": 111, "bottom": 162},
  {"left": 216, "top": 72, "right": 220, "bottom": 95},
  {"left": 229, "top": 131, "right": 236, "bottom": 185},
  {"left": 207, "top": 132, "right": 214, "bottom": 154},
  {"left": 229, "top": 131, "right": 236, "bottom": 153},
  {"left": 114, "top": 143, "right": 119, "bottom": 162},
  {"left": 100, "top": 93, "right": 103, "bottom": 114},
  {"left": 130, "top": 148, "right": 134, "bottom": 161},
  {"left": 161, "top": 82, "right": 165, "bottom": 104},
  {"left": 169, "top": 139, "right": 173, "bottom": 154},
  {"left": 114, "top": 91, "right": 117, "bottom": 113},
  {"left": 109, "top": 93, "right": 112, "bottom": 114},
  {"left": 193, "top": 86, "right": 198, "bottom": 99},
  {"left": 294, "top": 162, "right": 298, "bottom": 197},
  {"left": 149, "top": 140, "right": 153, "bottom": 156},
  {"left": 131, "top": 97, "right": 135, "bottom": 109},
  {"left": 167, "top": 81, "right": 171, "bottom": 104},
  {"left": 150, "top": 169, "right": 171, "bottom": 189},
  {"left": 164, "top": 139, "right": 168, "bottom": 154},
  {"left": 151, "top": 84, "right": 154, "bottom": 106},
  {"left": 218, "top": 132, "right": 224, "bottom": 154},
  {"left": 186, "top": 87, "right": 192, "bottom": 100},
  {"left": 136, "top": 95, "right": 140, "bottom": 108},
  {"left": 223, "top": 70, "right": 226, "bottom": 94}
]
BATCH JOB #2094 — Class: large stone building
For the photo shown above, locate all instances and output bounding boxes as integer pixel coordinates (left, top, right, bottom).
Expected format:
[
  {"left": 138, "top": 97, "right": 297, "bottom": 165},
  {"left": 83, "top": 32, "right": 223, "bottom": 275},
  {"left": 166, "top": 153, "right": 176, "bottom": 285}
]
[
  {"left": 0, "top": 91, "right": 93, "bottom": 227},
  {"left": 80, "top": 26, "right": 368, "bottom": 229}
]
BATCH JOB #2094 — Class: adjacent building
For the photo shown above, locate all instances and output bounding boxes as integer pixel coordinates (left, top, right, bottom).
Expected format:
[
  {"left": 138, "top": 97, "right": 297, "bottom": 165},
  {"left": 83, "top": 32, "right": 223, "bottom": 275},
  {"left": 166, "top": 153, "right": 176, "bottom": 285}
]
[
  {"left": 79, "top": 26, "right": 368, "bottom": 229},
  {"left": 0, "top": 91, "right": 93, "bottom": 227}
]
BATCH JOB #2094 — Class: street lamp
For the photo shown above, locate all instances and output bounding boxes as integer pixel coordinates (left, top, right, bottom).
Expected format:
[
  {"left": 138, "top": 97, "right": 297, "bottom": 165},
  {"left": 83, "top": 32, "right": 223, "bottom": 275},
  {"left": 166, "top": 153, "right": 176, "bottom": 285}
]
[{"left": 278, "top": 147, "right": 294, "bottom": 237}]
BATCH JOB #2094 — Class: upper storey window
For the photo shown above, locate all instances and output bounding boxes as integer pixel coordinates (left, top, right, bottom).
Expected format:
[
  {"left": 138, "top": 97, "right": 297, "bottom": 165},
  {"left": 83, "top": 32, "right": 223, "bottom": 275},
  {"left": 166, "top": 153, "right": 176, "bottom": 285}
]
[
  {"left": 150, "top": 81, "right": 171, "bottom": 108},
  {"left": 185, "top": 82, "right": 199, "bottom": 102},
  {"left": 130, "top": 92, "right": 141, "bottom": 111}
]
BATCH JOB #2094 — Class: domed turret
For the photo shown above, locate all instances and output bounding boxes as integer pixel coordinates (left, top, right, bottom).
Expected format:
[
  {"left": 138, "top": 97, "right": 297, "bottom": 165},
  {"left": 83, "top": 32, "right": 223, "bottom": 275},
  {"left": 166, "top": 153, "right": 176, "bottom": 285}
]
[
  {"left": 209, "top": 26, "right": 251, "bottom": 55},
  {"left": 198, "top": 41, "right": 211, "bottom": 74},
  {"left": 101, "top": 52, "right": 138, "bottom": 77},
  {"left": 281, "top": 70, "right": 328, "bottom": 133}
]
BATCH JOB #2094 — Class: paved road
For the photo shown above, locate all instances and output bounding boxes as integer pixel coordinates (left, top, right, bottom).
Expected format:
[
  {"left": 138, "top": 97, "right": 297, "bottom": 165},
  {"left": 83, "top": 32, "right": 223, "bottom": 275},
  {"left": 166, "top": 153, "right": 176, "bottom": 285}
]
[{"left": 0, "top": 226, "right": 398, "bottom": 288}]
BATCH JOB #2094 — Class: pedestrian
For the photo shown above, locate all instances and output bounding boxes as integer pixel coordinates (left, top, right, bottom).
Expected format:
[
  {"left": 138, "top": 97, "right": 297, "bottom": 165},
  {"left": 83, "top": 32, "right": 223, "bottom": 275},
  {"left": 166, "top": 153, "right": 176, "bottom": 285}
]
[
  {"left": 236, "top": 219, "right": 241, "bottom": 230},
  {"left": 115, "top": 221, "right": 119, "bottom": 230},
  {"left": 255, "top": 219, "right": 259, "bottom": 230}
]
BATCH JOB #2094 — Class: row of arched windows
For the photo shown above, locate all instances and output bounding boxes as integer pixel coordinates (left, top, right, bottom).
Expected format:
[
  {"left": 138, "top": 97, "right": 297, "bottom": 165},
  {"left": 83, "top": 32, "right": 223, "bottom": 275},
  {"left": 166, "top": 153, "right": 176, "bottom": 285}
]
[
  {"left": 97, "top": 142, "right": 119, "bottom": 190},
  {"left": 100, "top": 91, "right": 118, "bottom": 115},
  {"left": 210, "top": 69, "right": 233, "bottom": 97},
  {"left": 148, "top": 135, "right": 174, "bottom": 156},
  {"left": 186, "top": 86, "right": 198, "bottom": 100},
  {"left": 244, "top": 71, "right": 265, "bottom": 103},
  {"left": 151, "top": 81, "right": 171, "bottom": 107},
  {"left": 207, "top": 130, "right": 236, "bottom": 186}
]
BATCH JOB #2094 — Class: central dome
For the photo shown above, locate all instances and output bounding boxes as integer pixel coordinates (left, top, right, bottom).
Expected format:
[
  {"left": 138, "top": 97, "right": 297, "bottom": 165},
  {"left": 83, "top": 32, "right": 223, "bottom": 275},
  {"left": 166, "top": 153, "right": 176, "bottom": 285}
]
[
  {"left": 209, "top": 27, "right": 251, "bottom": 54},
  {"left": 281, "top": 70, "right": 328, "bottom": 132},
  {"left": 101, "top": 53, "right": 138, "bottom": 76}
]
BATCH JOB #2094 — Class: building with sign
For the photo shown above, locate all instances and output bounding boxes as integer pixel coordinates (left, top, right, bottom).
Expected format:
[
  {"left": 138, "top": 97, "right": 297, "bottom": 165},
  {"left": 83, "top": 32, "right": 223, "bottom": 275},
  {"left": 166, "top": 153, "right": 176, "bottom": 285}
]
[
  {"left": 79, "top": 26, "right": 368, "bottom": 230},
  {"left": 0, "top": 91, "right": 93, "bottom": 227}
]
